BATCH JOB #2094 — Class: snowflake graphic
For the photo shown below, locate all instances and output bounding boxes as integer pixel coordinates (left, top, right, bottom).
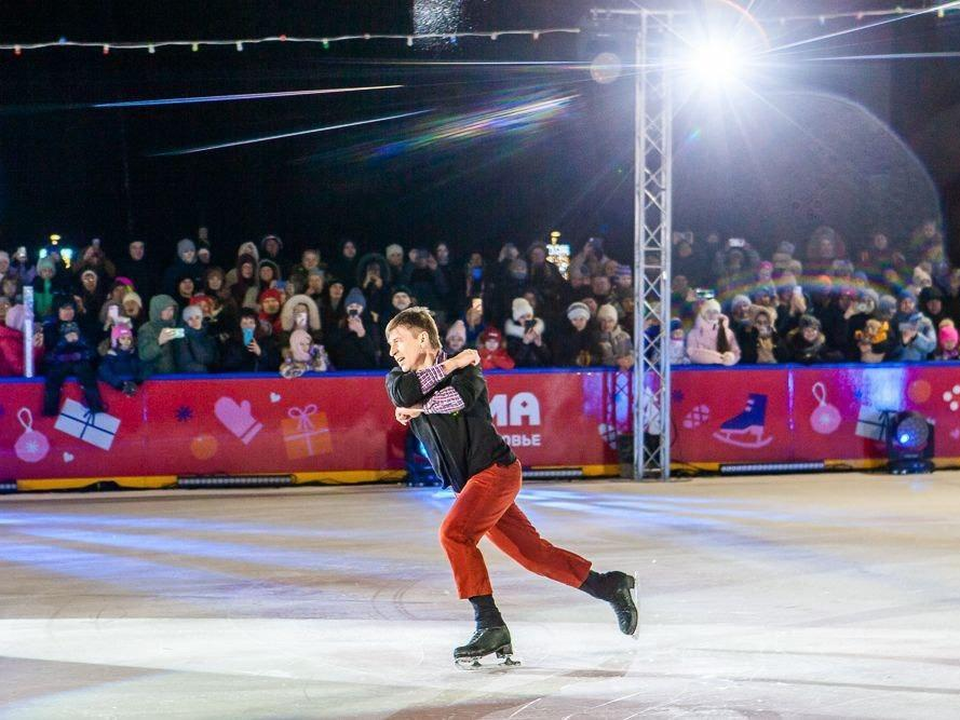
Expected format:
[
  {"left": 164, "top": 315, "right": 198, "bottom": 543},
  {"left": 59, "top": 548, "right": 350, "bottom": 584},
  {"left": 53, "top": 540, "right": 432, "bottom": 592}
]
[{"left": 175, "top": 406, "right": 193, "bottom": 422}]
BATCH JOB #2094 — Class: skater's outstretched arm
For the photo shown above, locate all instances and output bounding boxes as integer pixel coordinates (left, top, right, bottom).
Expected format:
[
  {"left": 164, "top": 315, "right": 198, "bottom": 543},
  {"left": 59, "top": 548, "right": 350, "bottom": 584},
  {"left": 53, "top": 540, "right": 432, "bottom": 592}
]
[{"left": 385, "top": 350, "right": 480, "bottom": 407}]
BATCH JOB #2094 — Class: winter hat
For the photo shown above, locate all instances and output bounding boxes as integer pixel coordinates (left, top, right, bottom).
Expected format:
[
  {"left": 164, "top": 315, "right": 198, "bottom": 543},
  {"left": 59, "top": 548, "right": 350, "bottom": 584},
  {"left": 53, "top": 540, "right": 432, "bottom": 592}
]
[
  {"left": 258, "top": 288, "right": 284, "bottom": 307},
  {"left": 920, "top": 285, "right": 944, "bottom": 303},
  {"left": 798, "top": 314, "right": 821, "bottom": 331},
  {"left": 877, "top": 294, "right": 897, "bottom": 318},
  {"left": 480, "top": 327, "right": 503, "bottom": 344},
  {"left": 385, "top": 243, "right": 403, "bottom": 259},
  {"left": 80, "top": 268, "right": 98, "bottom": 282},
  {"left": 615, "top": 264, "right": 632, "bottom": 279},
  {"left": 699, "top": 299, "right": 721, "bottom": 318},
  {"left": 597, "top": 304, "right": 619, "bottom": 323},
  {"left": 177, "top": 238, "right": 196, "bottom": 260},
  {"left": 445, "top": 320, "right": 467, "bottom": 345},
  {"left": 307, "top": 267, "right": 325, "bottom": 278},
  {"left": 56, "top": 296, "right": 77, "bottom": 311},
  {"left": 731, "top": 294, "right": 751, "bottom": 311},
  {"left": 37, "top": 257, "right": 56, "bottom": 275},
  {"left": 669, "top": 318, "right": 683, "bottom": 333},
  {"left": 260, "top": 234, "right": 283, "bottom": 250},
  {"left": 189, "top": 293, "right": 212, "bottom": 308},
  {"left": 777, "top": 241, "right": 796, "bottom": 256},
  {"left": 59, "top": 321, "right": 80, "bottom": 337},
  {"left": 111, "top": 323, "right": 133, "bottom": 347},
  {"left": 259, "top": 259, "right": 282, "bottom": 280},
  {"left": 860, "top": 288, "right": 880, "bottom": 308},
  {"left": 392, "top": 284, "right": 413, "bottom": 299},
  {"left": 182, "top": 305, "right": 203, "bottom": 323},
  {"left": 289, "top": 329, "right": 313, "bottom": 362},
  {"left": 4, "top": 304, "right": 25, "bottom": 331},
  {"left": 344, "top": 287, "right": 367, "bottom": 309},
  {"left": 0, "top": 251, "right": 9, "bottom": 265},
  {"left": 512, "top": 297, "right": 534, "bottom": 322},
  {"left": 123, "top": 292, "right": 143, "bottom": 310},
  {"left": 939, "top": 325, "right": 959, "bottom": 346},
  {"left": 113, "top": 276, "right": 134, "bottom": 288},
  {"left": 758, "top": 261, "right": 774, "bottom": 275},
  {"left": 566, "top": 301, "right": 591, "bottom": 322},
  {"left": 898, "top": 289, "right": 917, "bottom": 305}
]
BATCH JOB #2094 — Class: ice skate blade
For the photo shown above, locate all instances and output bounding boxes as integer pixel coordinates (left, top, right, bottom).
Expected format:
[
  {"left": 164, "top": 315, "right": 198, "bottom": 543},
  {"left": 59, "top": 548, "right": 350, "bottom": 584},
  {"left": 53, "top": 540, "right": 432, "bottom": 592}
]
[{"left": 454, "top": 650, "right": 521, "bottom": 670}]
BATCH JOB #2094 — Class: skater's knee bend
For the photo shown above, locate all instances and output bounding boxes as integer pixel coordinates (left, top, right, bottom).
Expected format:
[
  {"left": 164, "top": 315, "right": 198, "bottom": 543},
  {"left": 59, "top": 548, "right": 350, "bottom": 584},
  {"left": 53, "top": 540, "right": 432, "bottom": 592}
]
[{"left": 439, "top": 517, "right": 477, "bottom": 549}]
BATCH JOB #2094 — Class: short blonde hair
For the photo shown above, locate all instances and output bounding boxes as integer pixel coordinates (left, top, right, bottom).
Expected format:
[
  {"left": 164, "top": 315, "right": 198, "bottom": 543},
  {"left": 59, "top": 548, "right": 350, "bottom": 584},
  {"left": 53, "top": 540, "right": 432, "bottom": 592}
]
[{"left": 385, "top": 306, "right": 441, "bottom": 350}]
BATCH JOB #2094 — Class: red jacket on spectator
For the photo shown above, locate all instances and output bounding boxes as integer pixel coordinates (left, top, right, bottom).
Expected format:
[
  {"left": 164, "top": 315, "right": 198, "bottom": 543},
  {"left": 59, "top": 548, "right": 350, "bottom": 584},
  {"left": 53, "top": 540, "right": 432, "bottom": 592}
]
[{"left": 478, "top": 327, "right": 515, "bottom": 371}]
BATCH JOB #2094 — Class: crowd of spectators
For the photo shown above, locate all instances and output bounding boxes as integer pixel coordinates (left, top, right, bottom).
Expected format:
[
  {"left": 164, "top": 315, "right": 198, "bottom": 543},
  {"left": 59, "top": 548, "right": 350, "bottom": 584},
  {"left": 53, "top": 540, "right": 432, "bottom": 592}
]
[
  {"left": 671, "top": 220, "right": 955, "bottom": 367},
  {"left": 0, "top": 216, "right": 952, "bottom": 413},
  {"left": 0, "top": 232, "right": 636, "bottom": 413}
]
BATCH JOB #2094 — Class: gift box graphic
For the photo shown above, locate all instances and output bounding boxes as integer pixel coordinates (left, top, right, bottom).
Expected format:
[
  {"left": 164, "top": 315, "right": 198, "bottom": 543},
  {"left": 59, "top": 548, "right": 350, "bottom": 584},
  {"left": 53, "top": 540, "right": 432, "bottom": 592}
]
[
  {"left": 54, "top": 399, "right": 121, "bottom": 451},
  {"left": 855, "top": 405, "right": 894, "bottom": 442},
  {"left": 281, "top": 404, "right": 332, "bottom": 460}
]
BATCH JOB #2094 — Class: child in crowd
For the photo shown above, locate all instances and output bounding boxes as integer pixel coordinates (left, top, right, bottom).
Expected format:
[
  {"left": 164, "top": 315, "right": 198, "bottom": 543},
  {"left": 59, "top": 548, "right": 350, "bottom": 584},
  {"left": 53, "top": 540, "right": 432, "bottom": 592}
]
[
  {"left": 477, "top": 327, "right": 515, "bottom": 370},
  {"left": 280, "top": 328, "right": 332, "bottom": 378},
  {"left": 98, "top": 324, "right": 144, "bottom": 396}
]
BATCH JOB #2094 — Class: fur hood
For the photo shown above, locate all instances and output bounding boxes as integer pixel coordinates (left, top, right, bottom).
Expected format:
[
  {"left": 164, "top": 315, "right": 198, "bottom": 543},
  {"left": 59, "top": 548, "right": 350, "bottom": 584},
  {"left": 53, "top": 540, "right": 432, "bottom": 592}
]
[
  {"left": 280, "top": 294, "right": 321, "bottom": 331},
  {"left": 505, "top": 317, "right": 545, "bottom": 341}
]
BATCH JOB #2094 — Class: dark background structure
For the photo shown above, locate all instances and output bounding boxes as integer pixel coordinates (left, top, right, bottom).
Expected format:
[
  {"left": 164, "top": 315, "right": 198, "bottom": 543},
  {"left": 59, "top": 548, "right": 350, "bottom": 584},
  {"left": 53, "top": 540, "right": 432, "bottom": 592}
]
[{"left": 0, "top": 1, "right": 958, "bottom": 266}]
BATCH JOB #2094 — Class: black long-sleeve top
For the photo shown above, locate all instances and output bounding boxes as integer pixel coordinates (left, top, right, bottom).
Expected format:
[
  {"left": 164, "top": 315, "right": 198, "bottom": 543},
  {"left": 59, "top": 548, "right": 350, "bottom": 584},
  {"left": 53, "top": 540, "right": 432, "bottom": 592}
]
[{"left": 385, "top": 362, "right": 515, "bottom": 492}]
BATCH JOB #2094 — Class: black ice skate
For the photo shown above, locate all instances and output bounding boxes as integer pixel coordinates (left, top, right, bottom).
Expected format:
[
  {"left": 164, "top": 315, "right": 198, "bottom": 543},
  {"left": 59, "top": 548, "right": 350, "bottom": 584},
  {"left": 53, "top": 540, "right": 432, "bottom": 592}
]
[
  {"left": 453, "top": 626, "right": 520, "bottom": 669},
  {"left": 605, "top": 571, "right": 640, "bottom": 638}
]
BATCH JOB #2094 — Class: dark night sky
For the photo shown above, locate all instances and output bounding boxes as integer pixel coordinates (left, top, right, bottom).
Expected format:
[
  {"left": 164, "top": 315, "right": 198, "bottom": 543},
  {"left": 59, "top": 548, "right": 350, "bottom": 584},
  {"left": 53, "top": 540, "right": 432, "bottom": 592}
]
[{"left": 0, "top": 1, "right": 958, "bottom": 267}]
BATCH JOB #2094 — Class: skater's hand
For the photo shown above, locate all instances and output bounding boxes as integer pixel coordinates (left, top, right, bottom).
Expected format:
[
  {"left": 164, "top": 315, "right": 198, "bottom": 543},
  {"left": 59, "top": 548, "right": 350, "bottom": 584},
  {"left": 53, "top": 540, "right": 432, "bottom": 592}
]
[
  {"left": 454, "top": 349, "right": 480, "bottom": 368},
  {"left": 721, "top": 351, "right": 737, "bottom": 366},
  {"left": 395, "top": 406, "right": 423, "bottom": 425}
]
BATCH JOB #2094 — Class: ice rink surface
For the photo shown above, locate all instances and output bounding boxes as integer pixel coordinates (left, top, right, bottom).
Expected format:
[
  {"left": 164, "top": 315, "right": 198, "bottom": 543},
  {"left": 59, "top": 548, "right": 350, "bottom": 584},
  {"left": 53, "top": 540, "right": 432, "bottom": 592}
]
[{"left": 1, "top": 472, "right": 959, "bottom": 719}]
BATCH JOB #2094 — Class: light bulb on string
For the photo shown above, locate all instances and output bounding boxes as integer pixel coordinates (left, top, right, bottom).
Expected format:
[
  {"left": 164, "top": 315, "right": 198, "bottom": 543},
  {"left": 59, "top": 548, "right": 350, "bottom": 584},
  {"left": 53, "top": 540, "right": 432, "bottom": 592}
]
[
  {"left": 236, "top": 41, "right": 243, "bottom": 51},
  {"left": 192, "top": 42, "right": 199, "bottom": 52}
]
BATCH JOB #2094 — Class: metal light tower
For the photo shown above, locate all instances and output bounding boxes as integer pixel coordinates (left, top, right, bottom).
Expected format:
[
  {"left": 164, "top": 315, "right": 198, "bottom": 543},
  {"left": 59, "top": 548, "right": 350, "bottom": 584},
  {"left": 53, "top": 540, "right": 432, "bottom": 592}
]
[{"left": 632, "top": 11, "right": 672, "bottom": 480}]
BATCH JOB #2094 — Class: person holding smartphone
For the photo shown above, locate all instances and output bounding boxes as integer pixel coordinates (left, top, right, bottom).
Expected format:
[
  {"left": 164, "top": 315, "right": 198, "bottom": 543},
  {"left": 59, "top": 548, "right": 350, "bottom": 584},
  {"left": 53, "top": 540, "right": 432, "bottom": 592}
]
[
  {"left": 218, "top": 308, "right": 279, "bottom": 373},
  {"left": 330, "top": 288, "right": 380, "bottom": 370},
  {"left": 137, "top": 295, "right": 181, "bottom": 377},
  {"left": 504, "top": 297, "right": 551, "bottom": 368}
]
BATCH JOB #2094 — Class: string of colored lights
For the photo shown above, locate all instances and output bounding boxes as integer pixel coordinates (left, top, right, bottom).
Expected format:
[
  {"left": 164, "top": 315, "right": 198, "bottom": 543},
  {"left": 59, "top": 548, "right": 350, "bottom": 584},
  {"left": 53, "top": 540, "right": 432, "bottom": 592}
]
[{"left": 0, "top": 29, "right": 580, "bottom": 56}]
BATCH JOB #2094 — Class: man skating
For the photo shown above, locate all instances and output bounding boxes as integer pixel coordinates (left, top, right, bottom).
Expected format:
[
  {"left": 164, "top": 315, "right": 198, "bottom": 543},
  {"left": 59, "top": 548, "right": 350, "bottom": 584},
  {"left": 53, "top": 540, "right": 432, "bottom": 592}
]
[{"left": 384, "top": 307, "right": 638, "bottom": 666}]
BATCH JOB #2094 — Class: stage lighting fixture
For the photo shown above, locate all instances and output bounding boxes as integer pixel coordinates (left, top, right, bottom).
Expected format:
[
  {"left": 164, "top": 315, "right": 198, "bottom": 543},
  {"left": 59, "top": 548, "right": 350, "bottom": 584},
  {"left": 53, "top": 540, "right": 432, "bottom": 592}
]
[{"left": 886, "top": 411, "right": 934, "bottom": 475}]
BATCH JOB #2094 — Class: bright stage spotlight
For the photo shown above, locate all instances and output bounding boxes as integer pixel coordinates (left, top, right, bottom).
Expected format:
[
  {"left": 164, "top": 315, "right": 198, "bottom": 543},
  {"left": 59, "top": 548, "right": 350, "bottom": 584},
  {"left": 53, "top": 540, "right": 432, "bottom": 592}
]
[{"left": 685, "top": 41, "right": 746, "bottom": 86}]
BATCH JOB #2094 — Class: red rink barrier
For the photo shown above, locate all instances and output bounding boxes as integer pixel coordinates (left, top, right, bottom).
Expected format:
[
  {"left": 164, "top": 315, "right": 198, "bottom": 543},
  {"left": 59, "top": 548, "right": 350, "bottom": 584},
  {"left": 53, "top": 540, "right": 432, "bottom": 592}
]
[{"left": 2, "top": 364, "right": 957, "bottom": 485}]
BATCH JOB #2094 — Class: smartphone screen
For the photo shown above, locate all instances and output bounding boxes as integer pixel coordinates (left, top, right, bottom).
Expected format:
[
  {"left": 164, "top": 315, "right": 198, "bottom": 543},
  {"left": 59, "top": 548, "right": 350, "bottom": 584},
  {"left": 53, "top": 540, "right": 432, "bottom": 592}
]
[{"left": 242, "top": 327, "right": 254, "bottom": 346}]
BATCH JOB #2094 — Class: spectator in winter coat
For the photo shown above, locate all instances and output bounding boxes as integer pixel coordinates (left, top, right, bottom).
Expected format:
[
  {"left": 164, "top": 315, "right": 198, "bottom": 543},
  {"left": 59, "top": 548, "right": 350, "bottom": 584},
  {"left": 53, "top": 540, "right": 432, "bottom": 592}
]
[
  {"left": 462, "top": 298, "right": 485, "bottom": 347},
  {"left": 0, "top": 302, "right": 43, "bottom": 376},
  {"left": 258, "top": 259, "right": 282, "bottom": 290},
  {"left": 444, "top": 320, "right": 468, "bottom": 356},
  {"left": 934, "top": 324, "right": 960, "bottom": 361},
  {"left": 330, "top": 287, "right": 380, "bottom": 369},
  {"left": 505, "top": 297, "right": 551, "bottom": 367},
  {"left": 162, "top": 239, "right": 204, "bottom": 297},
  {"left": 330, "top": 238, "right": 360, "bottom": 287},
  {"left": 278, "top": 293, "right": 323, "bottom": 351},
  {"left": 477, "top": 326, "right": 515, "bottom": 370},
  {"left": 569, "top": 236, "right": 611, "bottom": 283},
  {"left": 257, "top": 288, "right": 284, "bottom": 338},
  {"left": 686, "top": 299, "right": 740, "bottom": 366},
  {"left": 218, "top": 308, "right": 280, "bottom": 373},
  {"left": 597, "top": 304, "right": 634, "bottom": 370},
  {"left": 669, "top": 318, "right": 688, "bottom": 364},
  {"left": 259, "top": 234, "right": 288, "bottom": 269},
  {"left": 42, "top": 321, "right": 104, "bottom": 416},
  {"left": 737, "top": 306, "right": 779, "bottom": 365},
  {"left": 115, "top": 240, "right": 157, "bottom": 300},
  {"left": 356, "top": 253, "right": 391, "bottom": 322},
  {"left": 919, "top": 285, "right": 947, "bottom": 328},
  {"left": 288, "top": 248, "right": 322, "bottom": 291},
  {"left": 384, "top": 243, "right": 405, "bottom": 287},
  {"left": 779, "top": 314, "right": 838, "bottom": 365},
  {"left": 402, "top": 247, "right": 449, "bottom": 313},
  {"left": 138, "top": 294, "right": 179, "bottom": 377},
  {"left": 31, "top": 257, "right": 68, "bottom": 319},
  {"left": 229, "top": 253, "right": 261, "bottom": 310},
  {"left": 224, "top": 241, "right": 260, "bottom": 287},
  {"left": 279, "top": 328, "right": 332, "bottom": 378},
  {"left": 175, "top": 305, "right": 219, "bottom": 373},
  {"left": 98, "top": 324, "right": 144, "bottom": 396},
  {"left": 854, "top": 318, "right": 892, "bottom": 363},
  {"left": 888, "top": 312, "right": 936, "bottom": 362},
  {"left": 551, "top": 302, "right": 603, "bottom": 368}
]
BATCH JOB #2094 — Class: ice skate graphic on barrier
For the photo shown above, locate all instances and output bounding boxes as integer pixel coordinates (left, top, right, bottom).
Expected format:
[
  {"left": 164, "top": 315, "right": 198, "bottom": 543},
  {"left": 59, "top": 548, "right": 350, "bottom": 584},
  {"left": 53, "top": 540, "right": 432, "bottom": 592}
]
[{"left": 713, "top": 393, "right": 774, "bottom": 449}]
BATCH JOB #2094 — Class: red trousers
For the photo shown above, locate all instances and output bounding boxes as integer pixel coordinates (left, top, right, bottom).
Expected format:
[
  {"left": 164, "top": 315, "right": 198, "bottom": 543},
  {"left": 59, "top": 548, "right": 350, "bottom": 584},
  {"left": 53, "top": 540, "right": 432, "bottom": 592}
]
[{"left": 439, "top": 459, "right": 592, "bottom": 599}]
